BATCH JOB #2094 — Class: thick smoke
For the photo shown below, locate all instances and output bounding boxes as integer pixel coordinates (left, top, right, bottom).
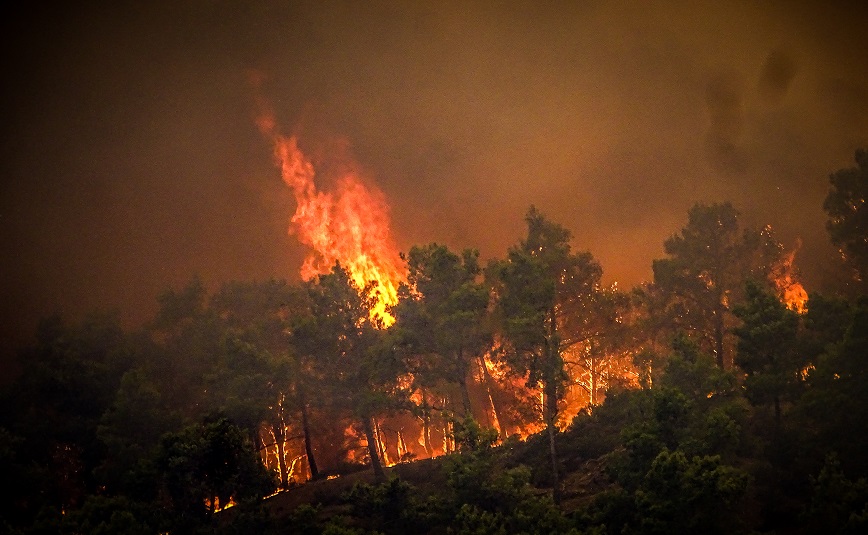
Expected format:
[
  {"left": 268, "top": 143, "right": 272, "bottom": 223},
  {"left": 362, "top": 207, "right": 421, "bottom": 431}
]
[
  {"left": 758, "top": 48, "right": 798, "bottom": 104},
  {"left": 705, "top": 71, "right": 747, "bottom": 173},
  {"left": 1, "top": 1, "right": 867, "bottom": 375}
]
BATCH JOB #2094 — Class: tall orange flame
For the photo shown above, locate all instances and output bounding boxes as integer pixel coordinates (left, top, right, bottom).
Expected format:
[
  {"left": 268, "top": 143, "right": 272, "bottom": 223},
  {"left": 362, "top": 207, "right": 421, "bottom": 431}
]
[
  {"left": 253, "top": 90, "right": 405, "bottom": 325},
  {"left": 772, "top": 240, "right": 808, "bottom": 314}
]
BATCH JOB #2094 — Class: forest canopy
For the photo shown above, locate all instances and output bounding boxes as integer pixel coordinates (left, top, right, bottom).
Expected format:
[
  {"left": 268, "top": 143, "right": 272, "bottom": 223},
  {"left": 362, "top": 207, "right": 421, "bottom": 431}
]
[{"left": 1, "top": 151, "right": 867, "bottom": 534}]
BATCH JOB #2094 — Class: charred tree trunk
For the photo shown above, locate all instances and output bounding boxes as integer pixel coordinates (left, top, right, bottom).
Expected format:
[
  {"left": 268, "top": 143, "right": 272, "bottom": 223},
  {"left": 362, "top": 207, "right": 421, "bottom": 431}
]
[
  {"left": 362, "top": 416, "right": 385, "bottom": 482},
  {"left": 254, "top": 426, "right": 266, "bottom": 463},
  {"left": 299, "top": 397, "right": 319, "bottom": 481},
  {"left": 589, "top": 359, "right": 598, "bottom": 406},
  {"left": 479, "top": 356, "right": 508, "bottom": 439},
  {"left": 374, "top": 419, "right": 389, "bottom": 466},
  {"left": 546, "top": 307, "right": 562, "bottom": 505},
  {"left": 544, "top": 378, "right": 561, "bottom": 505},
  {"left": 714, "top": 298, "right": 726, "bottom": 369},
  {"left": 458, "top": 349, "right": 473, "bottom": 417},
  {"left": 459, "top": 377, "right": 473, "bottom": 418},
  {"left": 421, "top": 390, "right": 434, "bottom": 458}
]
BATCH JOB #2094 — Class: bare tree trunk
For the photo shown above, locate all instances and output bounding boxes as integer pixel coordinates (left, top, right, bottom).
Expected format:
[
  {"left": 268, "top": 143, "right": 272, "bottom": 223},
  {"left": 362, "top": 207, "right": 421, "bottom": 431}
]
[
  {"left": 545, "top": 378, "right": 561, "bottom": 505},
  {"left": 546, "top": 307, "right": 562, "bottom": 505},
  {"left": 299, "top": 398, "right": 319, "bottom": 480},
  {"left": 362, "top": 416, "right": 385, "bottom": 482},
  {"left": 714, "top": 300, "right": 726, "bottom": 369},
  {"left": 374, "top": 418, "right": 389, "bottom": 467},
  {"left": 421, "top": 390, "right": 433, "bottom": 458},
  {"left": 273, "top": 422, "right": 288, "bottom": 490},
  {"left": 458, "top": 350, "right": 473, "bottom": 417},
  {"left": 423, "top": 416, "right": 433, "bottom": 457},
  {"left": 254, "top": 426, "right": 266, "bottom": 463},
  {"left": 479, "top": 356, "right": 508, "bottom": 439},
  {"left": 589, "top": 359, "right": 598, "bottom": 406}
]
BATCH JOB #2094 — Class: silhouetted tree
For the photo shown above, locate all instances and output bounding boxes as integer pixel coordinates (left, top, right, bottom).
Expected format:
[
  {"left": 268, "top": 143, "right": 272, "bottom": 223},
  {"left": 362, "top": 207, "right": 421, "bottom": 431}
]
[
  {"left": 208, "top": 280, "right": 312, "bottom": 486},
  {"left": 157, "top": 416, "right": 275, "bottom": 528},
  {"left": 733, "top": 281, "right": 803, "bottom": 424},
  {"left": 394, "top": 243, "right": 491, "bottom": 417},
  {"left": 824, "top": 148, "right": 868, "bottom": 285},
  {"left": 1, "top": 312, "right": 135, "bottom": 517},
  {"left": 652, "top": 202, "right": 781, "bottom": 368},
  {"left": 798, "top": 297, "right": 868, "bottom": 476},
  {"left": 489, "top": 206, "right": 602, "bottom": 503},
  {"left": 294, "top": 264, "right": 406, "bottom": 482}
]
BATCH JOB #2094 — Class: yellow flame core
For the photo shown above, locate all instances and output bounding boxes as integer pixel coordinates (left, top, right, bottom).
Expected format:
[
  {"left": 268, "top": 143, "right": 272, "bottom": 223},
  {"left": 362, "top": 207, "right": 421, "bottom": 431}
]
[
  {"left": 257, "top": 111, "right": 404, "bottom": 327},
  {"left": 772, "top": 243, "right": 808, "bottom": 314}
]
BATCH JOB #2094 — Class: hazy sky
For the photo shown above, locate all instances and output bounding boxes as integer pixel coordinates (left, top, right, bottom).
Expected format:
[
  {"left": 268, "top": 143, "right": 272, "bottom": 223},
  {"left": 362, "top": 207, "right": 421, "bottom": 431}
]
[{"left": 2, "top": 1, "right": 867, "bottom": 361}]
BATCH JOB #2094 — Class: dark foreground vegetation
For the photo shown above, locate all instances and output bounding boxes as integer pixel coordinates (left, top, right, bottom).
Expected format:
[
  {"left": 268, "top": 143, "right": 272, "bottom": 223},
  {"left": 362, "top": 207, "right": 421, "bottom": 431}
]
[{"left": 1, "top": 150, "right": 867, "bottom": 534}]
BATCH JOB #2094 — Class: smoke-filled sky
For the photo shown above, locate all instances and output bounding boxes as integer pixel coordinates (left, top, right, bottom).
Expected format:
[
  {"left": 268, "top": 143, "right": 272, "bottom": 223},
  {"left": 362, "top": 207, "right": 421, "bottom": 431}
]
[{"left": 2, "top": 1, "right": 867, "bottom": 362}]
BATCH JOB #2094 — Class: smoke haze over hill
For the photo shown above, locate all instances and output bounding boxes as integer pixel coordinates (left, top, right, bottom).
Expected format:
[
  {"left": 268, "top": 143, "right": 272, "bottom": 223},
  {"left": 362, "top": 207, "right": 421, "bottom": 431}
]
[{"left": 2, "top": 1, "right": 867, "bottom": 369}]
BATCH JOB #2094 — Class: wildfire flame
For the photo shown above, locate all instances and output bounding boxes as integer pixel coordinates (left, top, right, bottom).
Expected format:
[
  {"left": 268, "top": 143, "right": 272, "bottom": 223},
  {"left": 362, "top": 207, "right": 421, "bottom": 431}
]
[
  {"left": 772, "top": 240, "right": 808, "bottom": 314},
  {"left": 253, "top": 84, "right": 405, "bottom": 326}
]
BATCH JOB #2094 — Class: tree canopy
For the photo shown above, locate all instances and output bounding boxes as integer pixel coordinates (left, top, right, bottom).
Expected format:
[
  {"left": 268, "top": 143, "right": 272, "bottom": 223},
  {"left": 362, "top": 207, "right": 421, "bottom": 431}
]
[
  {"left": 825, "top": 148, "right": 868, "bottom": 284},
  {"left": 3, "top": 160, "right": 868, "bottom": 534}
]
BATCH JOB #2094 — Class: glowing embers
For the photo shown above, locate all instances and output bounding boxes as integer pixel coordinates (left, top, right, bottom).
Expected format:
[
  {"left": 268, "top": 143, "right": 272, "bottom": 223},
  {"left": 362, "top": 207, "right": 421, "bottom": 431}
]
[{"left": 205, "top": 496, "right": 237, "bottom": 512}]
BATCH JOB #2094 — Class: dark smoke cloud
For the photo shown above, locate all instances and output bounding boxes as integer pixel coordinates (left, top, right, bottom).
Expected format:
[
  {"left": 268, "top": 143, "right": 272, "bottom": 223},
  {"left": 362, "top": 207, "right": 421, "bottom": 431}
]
[
  {"left": 758, "top": 48, "right": 798, "bottom": 103},
  {"left": 1, "top": 1, "right": 867, "bottom": 374},
  {"left": 705, "top": 71, "right": 747, "bottom": 173}
]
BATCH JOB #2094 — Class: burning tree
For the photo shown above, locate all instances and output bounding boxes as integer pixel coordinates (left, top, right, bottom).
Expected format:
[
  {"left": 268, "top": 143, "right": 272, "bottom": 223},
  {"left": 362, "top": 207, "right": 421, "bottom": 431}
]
[
  {"left": 156, "top": 416, "right": 274, "bottom": 521},
  {"left": 489, "top": 206, "right": 602, "bottom": 503},
  {"left": 561, "top": 285, "right": 638, "bottom": 413},
  {"left": 204, "top": 280, "right": 312, "bottom": 487},
  {"left": 393, "top": 244, "right": 493, "bottom": 439},
  {"left": 254, "top": 88, "right": 406, "bottom": 327},
  {"left": 293, "top": 264, "right": 408, "bottom": 481},
  {"left": 651, "top": 202, "right": 792, "bottom": 368}
]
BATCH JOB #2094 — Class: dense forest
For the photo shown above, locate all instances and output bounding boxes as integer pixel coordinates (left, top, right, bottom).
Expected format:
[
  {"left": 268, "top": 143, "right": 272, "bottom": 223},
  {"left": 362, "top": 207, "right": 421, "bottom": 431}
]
[{"left": 1, "top": 150, "right": 867, "bottom": 534}]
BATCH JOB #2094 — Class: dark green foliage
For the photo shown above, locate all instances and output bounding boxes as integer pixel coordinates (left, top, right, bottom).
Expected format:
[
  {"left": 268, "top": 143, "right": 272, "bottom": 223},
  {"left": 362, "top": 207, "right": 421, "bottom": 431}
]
[
  {"left": 336, "top": 449, "right": 576, "bottom": 534},
  {"left": 5, "top": 192, "right": 868, "bottom": 535},
  {"left": 583, "top": 449, "right": 749, "bottom": 535},
  {"left": 633, "top": 450, "right": 748, "bottom": 534},
  {"left": 803, "top": 454, "right": 868, "bottom": 534},
  {"left": 651, "top": 202, "right": 784, "bottom": 368},
  {"left": 824, "top": 148, "right": 868, "bottom": 283},
  {"left": 451, "top": 414, "right": 499, "bottom": 452},
  {"left": 449, "top": 497, "right": 579, "bottom": 535},
  {"left": 342, "top": 478, "right": 422, "bottom": 532},
  {"left": 797, "top": 297, "right": 868, "bottom": 476},
  {"left": 573, "top": 338, "right": 750, "bottom": 534},
  {"left": 60, "top": 496, "right": 154, "bottom": 535},
  {"left": 156, "top": 416, "right": 276, "bottom": 528},
  {"left": 733, "top": 280, "right": 803, "bottom": 422},
  {"left": 393, "top": 243, "right": 491, "bottom": 416},
  {"left": 489, "top": 206, "right": 602, "bottom": 502},
  {"left": 0, "top": 313, "right": 138, "bottom": 524}
]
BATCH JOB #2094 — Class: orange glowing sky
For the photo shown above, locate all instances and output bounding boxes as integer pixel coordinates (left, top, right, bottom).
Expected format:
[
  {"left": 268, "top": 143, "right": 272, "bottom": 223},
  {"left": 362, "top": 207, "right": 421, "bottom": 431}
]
[{"left": 1, "top": 1, "right": 867, "bottom": 371}]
